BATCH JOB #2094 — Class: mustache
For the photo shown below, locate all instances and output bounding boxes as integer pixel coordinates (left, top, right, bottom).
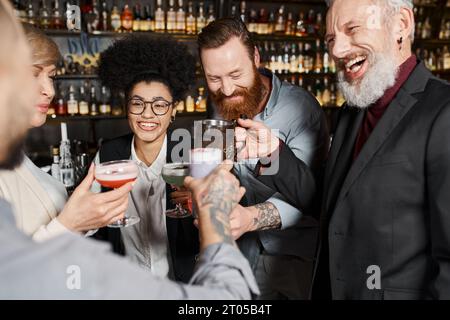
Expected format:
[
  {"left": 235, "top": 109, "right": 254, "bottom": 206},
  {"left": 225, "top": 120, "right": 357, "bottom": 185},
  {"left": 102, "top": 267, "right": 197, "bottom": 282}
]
[{"left": 210, "top": 87, "right": 248, "bottom": 101}]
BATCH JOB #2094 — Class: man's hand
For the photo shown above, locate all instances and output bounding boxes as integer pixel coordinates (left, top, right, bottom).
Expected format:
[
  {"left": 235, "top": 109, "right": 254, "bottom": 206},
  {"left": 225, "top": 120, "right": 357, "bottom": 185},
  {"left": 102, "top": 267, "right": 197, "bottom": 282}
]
[
  {"left": 235, "top": 118, "right": 280, "bottom": 160},
  {"left": 229, "top": 205, "right": 257, "bottom": 240},
  {"left": 184, "top": 161, "right": 246, "bottom": 249},
  {"left": 57, "top": 163, "right": 133, "bottom": 232}
]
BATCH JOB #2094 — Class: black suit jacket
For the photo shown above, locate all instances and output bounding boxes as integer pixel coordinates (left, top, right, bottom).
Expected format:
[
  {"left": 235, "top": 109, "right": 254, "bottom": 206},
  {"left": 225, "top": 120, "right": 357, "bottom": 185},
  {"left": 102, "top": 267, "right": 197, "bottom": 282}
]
[
  {"left": 94, "top": 132, "right": 199, "bottom": 283},
  {"left": 258, "top": 61, "right": 450, "bottom": 299}
]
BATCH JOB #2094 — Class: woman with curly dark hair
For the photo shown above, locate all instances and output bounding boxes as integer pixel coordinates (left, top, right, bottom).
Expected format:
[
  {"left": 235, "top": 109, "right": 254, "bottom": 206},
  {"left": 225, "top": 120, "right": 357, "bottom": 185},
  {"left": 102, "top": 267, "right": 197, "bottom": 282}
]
[{"left": 93, "top": 34, "right": 198, "bottom": 282}]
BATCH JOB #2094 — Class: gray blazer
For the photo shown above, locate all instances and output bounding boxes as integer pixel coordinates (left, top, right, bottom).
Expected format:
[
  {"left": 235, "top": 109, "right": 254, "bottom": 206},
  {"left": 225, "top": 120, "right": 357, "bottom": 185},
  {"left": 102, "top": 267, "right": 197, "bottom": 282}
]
[{"left": 0, "top": 199, "right": 259, "bottom": 299}]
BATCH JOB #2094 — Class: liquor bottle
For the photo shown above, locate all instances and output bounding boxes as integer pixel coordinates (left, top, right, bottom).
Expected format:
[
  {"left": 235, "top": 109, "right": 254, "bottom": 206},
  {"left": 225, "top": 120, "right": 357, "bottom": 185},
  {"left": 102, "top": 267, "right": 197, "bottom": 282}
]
[
  {"left": 297, "top": 42, "right": 304, "bottom": 73},
  {"left": 167, "top": 0, "right": 176, "bottom": 33},
  {"left": 248, "top": 9, "right": 257, "bottom": 33},
  {"left": 39, "top": 0, "right": 51, "bottom": 29},
  {"left": 196, "top": 2, "right": 206, "bottom": 34},
  {"left": 186, "top": 2, "right": 196, "bottom": 35},
  {"left": 303, "top": 43, "right": 313, "bottom": 74},
  {"left": 99, "top": 0, "right": 109, "bottom": 31},
  {"left": 78, "top": 85, "right": 89, "bottom": 115},
  {"left": 239, "top": 1, "right": 247, "bottom": 24},
  {"left": 176, "top": 100, "right": 185, "bottom": 112},
  {"left": 283, "top": 43, "right": 290, "bottom": 74},
  {"left": 67, "top": 85, "right": 79, "bottom": 116},
  {"left": 230, "top": 4, "right": 237, "bottom": 18},
  {"left": 26, "top": 0, "right": 36, "bottom": 25},
  {"left": 110, "top": 5, "right": 121, "bottom": 32},
  {"left": 50, "top": 0, "right": 64, "bottom": 29},
  {"left": 295, "top": 11, "right": 306, "bottom": 37},
  {"left": 322, "top": 77, "right": 331, "bottom": 107},
  {"left": 323, "top": 49, "right": 330, "bottom": 74},
  {"left": 89, "top": 86, "right": 99, "bottom": 116},
  {"left": 206, "top": 4, "right": 215, "bottom": 25},
  {"left": 121, "top": 4, "right": 133, "bottom": 32},
  {"left": 99, "top": 86, "right": 111, "bottom": 115},
  {"left": 59, "top": 137, "right": 75, "bottom": 191},
  {"left": 443, "top": 46, "right": 450, "bottom": 70},
  {"left": 13, "top": 0, "right": 27, "bottom": 22},
  {"left": 51, "top": 147, "right": 60, "bottom": 181},
  {"left": 289, "top": 43, "right": 298, "bottom": 74},
  {"left": 285, "top": 12, "right": 294, "bottom": 35},
  {"left": 314, "top": 39, "right": 323, "bottom": 73},
  {"left": 55, "top": 88, "right": 67, "bottom": 115},
  {"left": 267, "top": 10, "right": 275, "bottom": 34},
  {"left": 306, "top": 9, "right": 316, "bottom": 35},
  {"left": 330, "top": 83, "right": 337, "bottom": 107},
  {"left": 132, "top": 4, "right": 141, "bottom": 32},
  {"left": 155, "top": 0, "right": 165, "bottom": 32},
  {"left": 314, "top": 79, "right": 323, "bottom": 106},
  {"left": 110, "top": 91, "right": 123, "bottom": 116},
  {"left": 257, "top": 8, "right": 268, "bottom": 35},
  {"left": 315, "top": 12, "right": 324, "bottom": 36},
  {"left": 186, "top": 94, "right": 195, "bottom": 112},
  {"left": 176, "top": 0, "right": 186, "bottom": 33},
  {"left": 195, "top": 87, "right": 207, "bottom": 112},
  {"left": 421, "top": 17, "right": 432, "bottom": 39},
  {"left": 92, "top": 0, "right": 101, "bottom": 32},
  {"left": 140, "top": 5, "right": 151, "bottom": 31},
  {"left": 274, "top": 5, "right": 285, "bottom": 34}
]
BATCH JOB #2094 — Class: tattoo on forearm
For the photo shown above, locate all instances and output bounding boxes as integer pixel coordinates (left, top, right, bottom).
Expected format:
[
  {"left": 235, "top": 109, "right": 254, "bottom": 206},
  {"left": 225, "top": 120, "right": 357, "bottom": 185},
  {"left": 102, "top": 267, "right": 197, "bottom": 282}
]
[
  {"left": 253, "top": 202, "right": 281, "bottom": 230},
  {"left": 200, "top": 172, "right": 239, "bottom": 245}
]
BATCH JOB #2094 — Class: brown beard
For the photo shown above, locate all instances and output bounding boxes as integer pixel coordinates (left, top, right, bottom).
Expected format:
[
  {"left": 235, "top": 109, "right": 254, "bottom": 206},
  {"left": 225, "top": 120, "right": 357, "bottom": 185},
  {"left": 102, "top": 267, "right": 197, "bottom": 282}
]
[{"left": 210, "top": 67, "right": 265, "bottom": 121}]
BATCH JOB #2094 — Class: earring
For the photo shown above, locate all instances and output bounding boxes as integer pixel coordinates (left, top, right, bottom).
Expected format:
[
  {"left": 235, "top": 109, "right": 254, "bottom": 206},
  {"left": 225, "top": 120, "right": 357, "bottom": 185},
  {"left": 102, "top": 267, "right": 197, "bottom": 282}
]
[{"left": 397, "top": 37, "right": 403, "bottom": 50}]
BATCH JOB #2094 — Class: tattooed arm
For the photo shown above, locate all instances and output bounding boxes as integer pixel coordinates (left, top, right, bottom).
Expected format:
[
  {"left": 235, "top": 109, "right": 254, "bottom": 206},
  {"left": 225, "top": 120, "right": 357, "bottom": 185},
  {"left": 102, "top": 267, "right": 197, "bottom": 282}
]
[
  {"left": 228, "top": 202, "right": 281, "bottom": 240},
  {"left": 184, "top": 162, "right": 245, "bottom": 250}
]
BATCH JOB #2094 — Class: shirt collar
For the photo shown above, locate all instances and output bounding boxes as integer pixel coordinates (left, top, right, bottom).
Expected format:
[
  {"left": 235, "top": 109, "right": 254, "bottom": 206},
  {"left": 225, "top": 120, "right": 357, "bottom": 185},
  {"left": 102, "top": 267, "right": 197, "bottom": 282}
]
[
  {"left": 131, "top": 135, "right": 167, "bottom": 178},
  {"left": 257, "top": 68, "right": 281, "bottom": 120}
]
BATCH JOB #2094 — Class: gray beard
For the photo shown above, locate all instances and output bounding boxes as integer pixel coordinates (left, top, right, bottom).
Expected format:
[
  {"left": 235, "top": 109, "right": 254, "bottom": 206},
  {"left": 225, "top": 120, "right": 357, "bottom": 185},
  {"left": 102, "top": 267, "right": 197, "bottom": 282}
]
[{"left": 337, "top": 53, "right": 399, "bottom": 109}]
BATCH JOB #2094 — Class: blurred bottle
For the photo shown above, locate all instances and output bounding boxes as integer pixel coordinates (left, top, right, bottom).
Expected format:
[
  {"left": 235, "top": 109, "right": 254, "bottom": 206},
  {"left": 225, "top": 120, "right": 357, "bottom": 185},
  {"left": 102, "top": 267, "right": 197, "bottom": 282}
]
[
  {"left": 51, "top": 147, "right": 60, "bottom": 181},
  {"left": 121, "top": 4, "right": 133, "bottom": 32},
  {"left": 176, "top": 0, "right": 186, "bottom": 33},
  {"left": 167, "top": 0, "right": 177, "bottom": 33}
]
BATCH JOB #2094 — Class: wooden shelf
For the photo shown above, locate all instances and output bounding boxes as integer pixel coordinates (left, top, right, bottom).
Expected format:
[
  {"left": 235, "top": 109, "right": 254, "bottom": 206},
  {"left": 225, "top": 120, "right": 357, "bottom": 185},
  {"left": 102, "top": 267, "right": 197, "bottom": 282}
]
[
  {"left": 55, "top": 74, "right": 99, "bottom": 80},
  {"left": 45, "top": 29, "right": 200, "bottom": 40},
  {"left": 46, "top": 115, "right": 126, "bottom": 121},
  {"left": 46, "top": 111, "right": 207, "bottom": 121}
]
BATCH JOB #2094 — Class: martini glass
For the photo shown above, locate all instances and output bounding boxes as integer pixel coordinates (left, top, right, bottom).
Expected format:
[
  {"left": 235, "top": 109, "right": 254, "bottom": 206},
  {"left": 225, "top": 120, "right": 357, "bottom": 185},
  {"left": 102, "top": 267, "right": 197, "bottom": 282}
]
[
  {"left": 162, "top": 163, "right": 191, "bottom": 218},
  {"left": 95, "top": 160, "right": 140, "bottom": 228}
]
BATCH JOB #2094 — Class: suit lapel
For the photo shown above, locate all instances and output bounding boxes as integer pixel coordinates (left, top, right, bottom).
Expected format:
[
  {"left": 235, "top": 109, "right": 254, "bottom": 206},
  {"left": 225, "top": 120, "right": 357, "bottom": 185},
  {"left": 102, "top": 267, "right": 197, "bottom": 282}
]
[
  {"left": 334, "top": 61, "right": 432, "bottom": 207},
  {"left": 324, "top": 107, "right": 365, "bottom": 215}
]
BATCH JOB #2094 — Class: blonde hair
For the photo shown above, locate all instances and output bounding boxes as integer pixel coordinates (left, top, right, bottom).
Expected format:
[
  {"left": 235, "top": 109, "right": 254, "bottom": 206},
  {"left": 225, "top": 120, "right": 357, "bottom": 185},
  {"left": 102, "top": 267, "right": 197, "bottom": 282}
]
[
  {"left": 22, "top": 23, "right": 61, "bottom": 67},
  {"left": 0, "top": 0, "right": 24, "bottom": 68}
]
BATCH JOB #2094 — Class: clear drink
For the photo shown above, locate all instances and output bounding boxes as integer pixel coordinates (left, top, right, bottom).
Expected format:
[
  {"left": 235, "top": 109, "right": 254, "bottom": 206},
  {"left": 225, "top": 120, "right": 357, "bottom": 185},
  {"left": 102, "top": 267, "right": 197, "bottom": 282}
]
[{"left": 162, "top": 163, "right": 191, "bottom": 219}]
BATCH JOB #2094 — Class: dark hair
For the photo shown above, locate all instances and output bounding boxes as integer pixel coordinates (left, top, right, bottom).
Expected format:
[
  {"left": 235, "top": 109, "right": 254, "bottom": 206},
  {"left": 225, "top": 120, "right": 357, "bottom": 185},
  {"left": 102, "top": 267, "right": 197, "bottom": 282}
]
[
  {"left": 98, "top": 34, "right": 196, "bottom": 103},
  {"left": 197, "top": 17, "right": 255, "bottom": 61}
]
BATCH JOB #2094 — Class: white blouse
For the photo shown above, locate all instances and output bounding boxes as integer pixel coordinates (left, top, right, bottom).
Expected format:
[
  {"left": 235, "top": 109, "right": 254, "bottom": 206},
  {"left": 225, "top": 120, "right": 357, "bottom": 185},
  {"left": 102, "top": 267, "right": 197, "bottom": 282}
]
[
  {"left": 92, "top": 135, "right": 172, "bottom": 279},
  {"left": 0, "top": 155, "right": 69, "bottom": 242}
]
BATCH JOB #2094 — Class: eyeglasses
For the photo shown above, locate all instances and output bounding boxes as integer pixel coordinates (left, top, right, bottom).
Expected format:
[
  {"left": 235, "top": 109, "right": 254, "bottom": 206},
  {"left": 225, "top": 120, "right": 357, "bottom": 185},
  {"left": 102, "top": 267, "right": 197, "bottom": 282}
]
[{"left": 127, "top": 97, "right": 173, "bottom": 116}]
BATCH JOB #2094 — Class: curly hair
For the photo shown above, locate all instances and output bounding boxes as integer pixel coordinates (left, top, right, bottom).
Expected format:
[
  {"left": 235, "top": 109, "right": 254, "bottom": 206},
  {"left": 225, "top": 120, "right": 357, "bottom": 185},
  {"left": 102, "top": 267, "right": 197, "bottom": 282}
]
[{"left": 98, "top": 34, "right": 196, "bottom": 103}]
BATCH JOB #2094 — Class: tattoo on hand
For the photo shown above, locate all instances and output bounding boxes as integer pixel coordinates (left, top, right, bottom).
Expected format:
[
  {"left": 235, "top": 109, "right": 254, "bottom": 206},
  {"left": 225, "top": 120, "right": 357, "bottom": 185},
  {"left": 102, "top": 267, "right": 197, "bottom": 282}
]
[
  {"left": 253, "top": 202, "right": 281, "bottom": 230},
  {"left": 200, "top": 172, "right": 239, "bottom": 245}
]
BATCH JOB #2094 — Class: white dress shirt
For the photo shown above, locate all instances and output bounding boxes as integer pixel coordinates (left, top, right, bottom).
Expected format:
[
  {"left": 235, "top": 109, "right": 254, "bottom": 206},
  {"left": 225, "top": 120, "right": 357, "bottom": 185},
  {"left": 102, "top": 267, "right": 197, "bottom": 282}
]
[{"left": 93, "top": 135, "right": 172, "bottom": 278}]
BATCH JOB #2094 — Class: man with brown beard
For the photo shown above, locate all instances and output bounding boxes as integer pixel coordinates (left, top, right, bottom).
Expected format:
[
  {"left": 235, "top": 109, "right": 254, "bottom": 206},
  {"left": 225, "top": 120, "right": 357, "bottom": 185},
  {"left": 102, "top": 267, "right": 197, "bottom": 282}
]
[{"left": 198, "top": 18, "right": 330, "bottom": 299}]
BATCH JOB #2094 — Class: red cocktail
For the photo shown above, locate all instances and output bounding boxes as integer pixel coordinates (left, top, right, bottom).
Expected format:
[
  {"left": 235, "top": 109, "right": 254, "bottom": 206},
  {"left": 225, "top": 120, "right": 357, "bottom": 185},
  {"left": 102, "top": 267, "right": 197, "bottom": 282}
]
[{"left": 95, "top": 160, "right": 140, "bottom": 228}]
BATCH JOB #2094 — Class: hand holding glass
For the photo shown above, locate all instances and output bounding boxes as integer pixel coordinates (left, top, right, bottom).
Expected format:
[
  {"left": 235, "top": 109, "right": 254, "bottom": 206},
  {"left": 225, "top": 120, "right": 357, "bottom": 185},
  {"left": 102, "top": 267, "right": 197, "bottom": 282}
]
[{"left": 94, "top": 160, "right": 139, "bottom": 228}]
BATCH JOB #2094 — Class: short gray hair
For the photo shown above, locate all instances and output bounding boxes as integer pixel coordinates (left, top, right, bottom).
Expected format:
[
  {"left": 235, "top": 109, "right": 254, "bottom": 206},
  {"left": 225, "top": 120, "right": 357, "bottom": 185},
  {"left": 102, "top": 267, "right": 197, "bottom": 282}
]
[{"left": 326, "top": 0, "right": 415, "bottom": 41}]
